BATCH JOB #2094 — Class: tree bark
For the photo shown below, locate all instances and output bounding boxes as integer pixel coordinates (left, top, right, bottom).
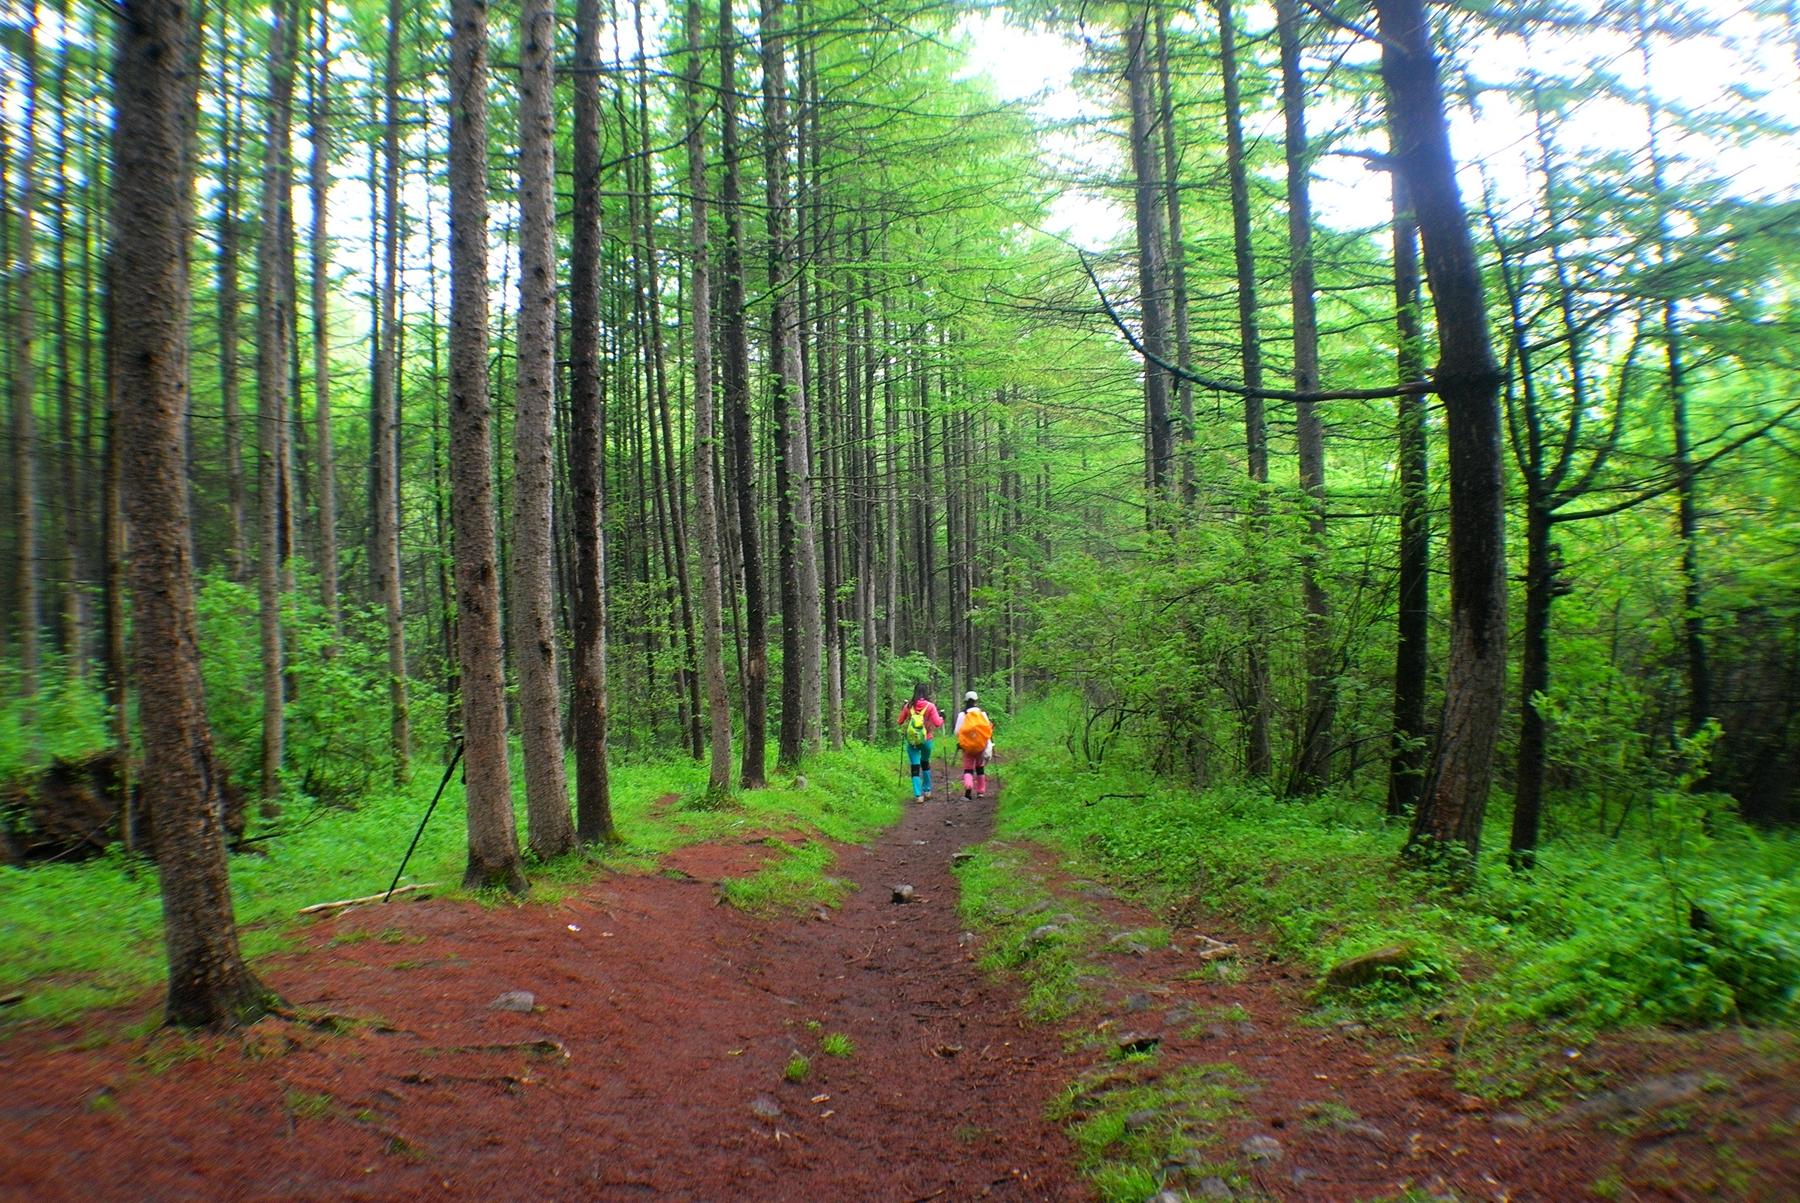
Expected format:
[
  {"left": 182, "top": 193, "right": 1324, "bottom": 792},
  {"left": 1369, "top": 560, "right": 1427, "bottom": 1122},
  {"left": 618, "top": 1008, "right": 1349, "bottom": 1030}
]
[
  {"left": 569, "top": 0, "right": 615, "bottom": 841},
  {"left": 1217, "top": 0, "right": 1272, "bottom": 780},
  {"left": 1380, "top": 0, "right": 1509, "bottom": 870},
  {"left": 373, "top": 0, "right": 410, "bottom": 781},
  {"left": 1277, "top": 0, "right": 1333, "bottom": 795},
  {"left": 306, "top": 0, "right": 338, "bottom": 632},
  {"left": 763, "top": 0, "right": 824, "bottom": 769},
  {"left": 1152, "top": 11, "right": 1196, "bottom": 506},
  {"left": 449, "top": 0, "right": 525, "bottom": 893},
  {"left": 686, "top": 0, "right": 733, "bottom": 798},
  {"left": 1385, "top": 157, "right": 1430, "bottom": 822},
  {"left": 113, "top": 0, "right": 273, "bottom": 1029},
  {"left": 1125, "top": 13, "right": 1173, "bottom": 508},
  {"left": 12, "top": 3, "right": 42, "bottom": 697},
  {"left": 255, "top": 0, "right": 297, "bottom": 811},
  {"left": 719, "top": 0, "right": 768, "bottom": 788},
  {"left": 512, "top": 0, "right": 574, "bottom": 861},
  {"left": 216, "top": 29, "right": 247, "bottom": 582}
]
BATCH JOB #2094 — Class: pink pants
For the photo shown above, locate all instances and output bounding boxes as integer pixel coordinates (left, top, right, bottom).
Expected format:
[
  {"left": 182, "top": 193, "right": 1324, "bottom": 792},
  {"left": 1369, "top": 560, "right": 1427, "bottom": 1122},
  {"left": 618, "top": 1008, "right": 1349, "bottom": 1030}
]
[{"left": 961, "top": 750, "right": 987, "bottom": 795}]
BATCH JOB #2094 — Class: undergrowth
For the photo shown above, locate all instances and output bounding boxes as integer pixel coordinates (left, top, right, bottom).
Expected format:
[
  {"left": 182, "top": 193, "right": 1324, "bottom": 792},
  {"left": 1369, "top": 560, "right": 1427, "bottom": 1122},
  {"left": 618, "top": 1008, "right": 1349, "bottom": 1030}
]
[
  {"left": 993, "top": 696, "right": 1800, "bottom": 1046},
  {"left": 0, "top": 739, "right": 898, "bottom": 1029}
]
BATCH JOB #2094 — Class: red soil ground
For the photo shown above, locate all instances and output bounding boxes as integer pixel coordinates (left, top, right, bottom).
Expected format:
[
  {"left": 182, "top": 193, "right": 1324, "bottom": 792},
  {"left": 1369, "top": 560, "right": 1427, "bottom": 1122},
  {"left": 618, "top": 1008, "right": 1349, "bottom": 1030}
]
[{"left": 1, "top": 771, "right": 1794, "bottom": 1202}]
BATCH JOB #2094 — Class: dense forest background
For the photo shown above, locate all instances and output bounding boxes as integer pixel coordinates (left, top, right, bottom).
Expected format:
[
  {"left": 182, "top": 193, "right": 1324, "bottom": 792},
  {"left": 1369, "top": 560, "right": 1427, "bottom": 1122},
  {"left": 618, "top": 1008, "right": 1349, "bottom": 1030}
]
[{"left": 0, "top": 0, "right": 1796, "bottom": 1024}]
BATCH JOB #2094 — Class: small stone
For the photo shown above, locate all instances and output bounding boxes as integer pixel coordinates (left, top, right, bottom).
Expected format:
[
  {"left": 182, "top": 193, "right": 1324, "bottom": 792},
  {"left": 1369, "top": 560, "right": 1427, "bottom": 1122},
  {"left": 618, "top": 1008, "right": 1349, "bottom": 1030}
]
[
  {"left": 957, "top": 931, "right": 975, "bottom": 947},
  {"left": 489, "top": 990, "right": 535, "bottom": 1013},
  {"left": 1124, "top": 992, "right": 1155, "bottom": 1013},
  {"left": 794, "top": 775, "right": 807, "bottom": 790},
  {"left": 1194, "top": 1177, "right": 1234, "bottom": 1200},
  {"left": 1290, "top": 1167, "right": 1317, "bottom": 1186},
  {"left": 891, "top": 884, "right": 915, "bottom": 904},
  {"left": 1491, "top": 1112, "right": 1532, "bottom": 1133},
  {"left": 1342, "top": 1121, "right": 1392, "bottom": 1150},
  {"left": 1116, "top": 1030, "right": 1160, "bottom": 1054},
  {"left": 1124, "top": 1108, "right": 1159, "bottom": 1132},
  {"left": 749, "top": 1095, "right": 783, "bottom": 1120},
  {"left": 813, "top": 908, "right": 831, "bottom": 922},
  {"left": 951, "top": 850, "right": 975, "bottom": 865},
  {"left": 1149, "top": 1191, "right": 1184, "bottom": 1203},
  {"left": 1026, "top": 923, "right": 1062, "bottom": 943},
  {"left": 1241, "top": 1134, "right": 1283, "bottom": 1162}
]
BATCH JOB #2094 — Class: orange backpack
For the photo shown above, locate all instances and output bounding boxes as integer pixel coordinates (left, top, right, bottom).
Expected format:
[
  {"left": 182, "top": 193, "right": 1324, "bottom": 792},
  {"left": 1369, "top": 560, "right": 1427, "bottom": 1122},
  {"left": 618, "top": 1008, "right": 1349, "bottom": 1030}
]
[{"left": 957, "top": 708, "right": 992, "bottom": 754}]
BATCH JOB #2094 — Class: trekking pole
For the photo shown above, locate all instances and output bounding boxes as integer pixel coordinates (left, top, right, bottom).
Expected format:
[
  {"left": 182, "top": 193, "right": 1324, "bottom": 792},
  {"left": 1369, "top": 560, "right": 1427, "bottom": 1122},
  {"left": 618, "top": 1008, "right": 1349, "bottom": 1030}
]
[{"left": 384, "top": 739, "right": 465, "bottom": 903}]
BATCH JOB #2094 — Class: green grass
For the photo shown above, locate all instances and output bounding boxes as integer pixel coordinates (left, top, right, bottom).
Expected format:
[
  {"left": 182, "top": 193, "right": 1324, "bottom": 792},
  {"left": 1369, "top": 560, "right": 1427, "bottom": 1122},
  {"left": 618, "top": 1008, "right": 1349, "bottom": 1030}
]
[
  {"left": 820, "top": 1031, "right": 855, "bottom": 1058},
  {"left": 954, "top": 843, "right": 1101, "bottom": 1022},
  {"left": 783, "top": 1051, "right": 812, "bottom": 1082},
  {"left": 990, "top": 695, "right": 1800, "bottom": 1065},
  {"left": 0, "top": 739, "right": 901, "bottom": 1031},
  {"left": 1049, "top": 1062, "right": 1252, "bottom": 1203},
  {"left": 717, "top": 840, "right": 852, "bottom": 914}
]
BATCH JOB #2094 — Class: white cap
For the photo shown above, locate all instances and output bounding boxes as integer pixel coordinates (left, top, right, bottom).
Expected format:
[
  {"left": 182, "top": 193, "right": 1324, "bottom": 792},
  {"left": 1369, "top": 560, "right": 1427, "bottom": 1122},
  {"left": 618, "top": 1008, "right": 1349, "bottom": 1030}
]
[{"left": 965, "top": 690, "right": 978, "bottom": 702}]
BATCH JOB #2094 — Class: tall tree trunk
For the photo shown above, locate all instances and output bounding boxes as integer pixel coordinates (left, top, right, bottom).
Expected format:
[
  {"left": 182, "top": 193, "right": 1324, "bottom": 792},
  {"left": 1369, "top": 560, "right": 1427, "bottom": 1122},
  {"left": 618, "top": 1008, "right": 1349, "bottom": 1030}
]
[
  {"left": 449, "top": 0, "right": 525, "bottom": 892},
  {"left": 255, "top": 0, "right": 297, "bottom": 810},
  {"left": 1277, "top": 0, "right": 1333, "bottom": 795},
  {"left": 1152, "top": 10, "right": 1196, "bottom": 505},
  {"left": 569, "top": 0, "right": 615, "bottom": 840},
  {"left": 1217, "top": 0, "right": 1272, "bottom": 779},
  {"left": 763, "top": 0, "right": 824, "bottom": 759},
  {"left": 763, "top": 0, "right": 824, "bottom": 768},
  {"left": 51, "top": 3, "right": 81, "bottom": 671},
  {"left": 1380, "top": 0, "right": 1509, "bottom": 869},
  {"left": 686, "top": 0, "right": 733, "bottom": 797},
  {"left": 512, "top": 0, "right": 575, "bottom": 860},
  {"left": 216, "top": 30, "right": 247, "bottom": 581},
  {"left": 113, "top": 0, "right": 273, "bottom": 1029},
  {"left": 719, "top": 0, "right": 768, "bottom": 788},
  {"left": 306, "top": 0, "right": 338, "bottom": 631},
  {"left": 373, "top": 0, "right": 410, "bottom": 780},
  {"left": 1125, "top": 11, "right": 1173, "bottom": 508},
  {"left": 12, "top": 3, "right": 42, "bottom": 697},
  {"left": 1385, "top": 157, "right": 1430, "bottom": 821}
]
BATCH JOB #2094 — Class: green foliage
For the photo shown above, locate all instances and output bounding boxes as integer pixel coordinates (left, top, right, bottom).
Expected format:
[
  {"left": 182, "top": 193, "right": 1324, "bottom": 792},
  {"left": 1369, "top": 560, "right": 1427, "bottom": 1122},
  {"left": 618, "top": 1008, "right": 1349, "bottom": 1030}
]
[
  {"left": 996, "top": 697, "right": 1800, "bottom": 1037},
  {"left": 820, "top": 1031, "right": 854, "bottom": 1058},
  {"left": 0, "top": 663, "right": 114, "bottom": 787},
  {"left": 196, "top": 573, "right": 438, "bottom": 807},
  {"left": 783, "top": 1051, "right": 812, "bottom": 1082}
]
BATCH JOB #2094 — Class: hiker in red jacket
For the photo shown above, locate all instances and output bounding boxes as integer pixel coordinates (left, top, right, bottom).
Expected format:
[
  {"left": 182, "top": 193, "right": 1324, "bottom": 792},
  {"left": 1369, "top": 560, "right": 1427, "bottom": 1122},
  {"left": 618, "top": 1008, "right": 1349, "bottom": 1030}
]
[
  {"left": 896, "top": 683, "right": 944, "bottom": 801},
  {"left": 953, "top": 691, "right": 995, "bottom": 801}
]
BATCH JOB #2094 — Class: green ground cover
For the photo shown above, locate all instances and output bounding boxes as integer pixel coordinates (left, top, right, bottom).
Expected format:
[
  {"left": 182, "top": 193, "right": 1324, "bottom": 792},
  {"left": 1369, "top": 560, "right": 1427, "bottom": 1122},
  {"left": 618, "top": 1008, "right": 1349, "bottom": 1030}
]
[{"left": 0, "top": 740, "right": 899, "bottom": 1029}]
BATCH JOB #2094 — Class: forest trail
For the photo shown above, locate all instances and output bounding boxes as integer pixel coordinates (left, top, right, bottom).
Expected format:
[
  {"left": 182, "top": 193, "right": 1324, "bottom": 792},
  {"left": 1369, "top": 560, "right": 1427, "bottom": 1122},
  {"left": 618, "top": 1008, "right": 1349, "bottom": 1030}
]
[
  {"left": 2, "top": 770, "right": 1796, "bottom": 1202},
  {"left": 0, "top": 775, "right": 1084, "bottom": 1202}
]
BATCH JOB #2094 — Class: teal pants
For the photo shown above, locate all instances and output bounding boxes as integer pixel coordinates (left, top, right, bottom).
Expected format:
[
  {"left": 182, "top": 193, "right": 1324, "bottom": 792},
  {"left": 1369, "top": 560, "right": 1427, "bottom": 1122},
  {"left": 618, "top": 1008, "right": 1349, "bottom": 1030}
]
[{"left": 905, "top": 740, "right": 934, "bottom": 797}]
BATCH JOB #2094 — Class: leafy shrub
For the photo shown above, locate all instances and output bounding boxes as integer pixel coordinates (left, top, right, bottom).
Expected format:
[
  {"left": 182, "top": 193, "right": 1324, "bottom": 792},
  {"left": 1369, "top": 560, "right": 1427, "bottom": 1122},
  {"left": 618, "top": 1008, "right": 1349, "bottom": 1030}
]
[{"left": 996, "top": 694, "right": 1800, "bottom": 1032}]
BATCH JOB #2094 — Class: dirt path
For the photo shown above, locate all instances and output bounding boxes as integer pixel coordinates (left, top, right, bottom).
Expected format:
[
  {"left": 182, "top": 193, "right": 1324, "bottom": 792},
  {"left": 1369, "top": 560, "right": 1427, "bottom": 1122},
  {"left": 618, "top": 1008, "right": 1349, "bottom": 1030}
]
[
  {"left": 0, "top": 777, "right": 1086, "bottom": 1202},
  {"left": 2, "top": 768, "right": 1795, "bottom": 1202}
]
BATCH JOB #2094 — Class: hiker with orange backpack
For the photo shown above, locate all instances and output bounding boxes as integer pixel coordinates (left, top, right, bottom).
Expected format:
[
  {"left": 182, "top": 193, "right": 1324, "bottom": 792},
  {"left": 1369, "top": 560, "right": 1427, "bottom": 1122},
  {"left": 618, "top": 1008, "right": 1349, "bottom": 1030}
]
[
  {"left": 954, "top": 691, "right": 995, "bottom": 801},
  {"left": 897, "top": 683, "right": 945, "bottom": 801}
]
